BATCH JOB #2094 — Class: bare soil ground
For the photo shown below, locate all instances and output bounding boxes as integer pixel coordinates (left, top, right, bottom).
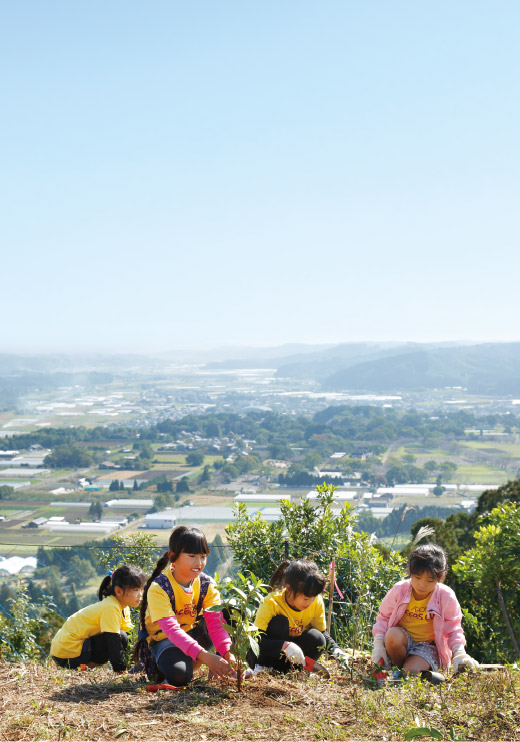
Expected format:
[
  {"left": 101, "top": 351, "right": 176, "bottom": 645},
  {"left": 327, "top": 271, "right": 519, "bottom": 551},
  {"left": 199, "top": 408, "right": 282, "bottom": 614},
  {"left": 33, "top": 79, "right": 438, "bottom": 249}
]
[{"left": 0, "top": 659, "right": 519, "bottom": 741}]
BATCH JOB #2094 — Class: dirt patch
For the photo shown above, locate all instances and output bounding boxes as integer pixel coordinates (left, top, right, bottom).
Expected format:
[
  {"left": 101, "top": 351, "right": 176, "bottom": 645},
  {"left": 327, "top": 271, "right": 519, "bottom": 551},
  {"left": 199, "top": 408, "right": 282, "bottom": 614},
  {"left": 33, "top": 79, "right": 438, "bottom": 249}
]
[{"left": 0, "top": 660, "right": 518, "bottom": 741}]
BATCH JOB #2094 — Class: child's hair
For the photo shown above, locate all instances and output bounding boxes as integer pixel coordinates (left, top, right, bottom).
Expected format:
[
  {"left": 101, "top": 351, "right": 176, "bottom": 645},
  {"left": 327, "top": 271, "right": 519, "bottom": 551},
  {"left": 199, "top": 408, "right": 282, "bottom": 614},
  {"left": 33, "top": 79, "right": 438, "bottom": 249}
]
[
  {"left": 270, "top": 559, "right": 327, "bottom": 597},
  {"left": 98, "top": 564, "right": 147, "bottom": 600},
  {"left": 137, "top": 526, "right": 210, "bottom": 639},
  {"left": 408, "top": 544, "right": 448, "bottom": 581}
]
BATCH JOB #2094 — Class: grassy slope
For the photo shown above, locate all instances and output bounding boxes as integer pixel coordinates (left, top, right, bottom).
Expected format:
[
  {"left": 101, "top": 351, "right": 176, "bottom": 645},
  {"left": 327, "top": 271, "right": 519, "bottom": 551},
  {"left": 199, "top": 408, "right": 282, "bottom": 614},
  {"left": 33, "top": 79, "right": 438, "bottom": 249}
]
[{"left": 0, "top": 659, "right": 518, "bottom": 741}]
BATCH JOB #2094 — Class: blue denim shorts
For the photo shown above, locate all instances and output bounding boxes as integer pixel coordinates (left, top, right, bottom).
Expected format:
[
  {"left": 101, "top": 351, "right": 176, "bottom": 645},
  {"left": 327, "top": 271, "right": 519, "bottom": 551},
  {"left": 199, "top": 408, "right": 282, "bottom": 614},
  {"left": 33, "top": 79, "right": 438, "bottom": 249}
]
[
  {"left": 150, "top": 637, "right": 178, "bottom": 663},
  {"left": 398, "top": 627, "right": 439, "bottom": 671},
  {"left": 150, "top": 622, "right": 212, "bottom": 663}
]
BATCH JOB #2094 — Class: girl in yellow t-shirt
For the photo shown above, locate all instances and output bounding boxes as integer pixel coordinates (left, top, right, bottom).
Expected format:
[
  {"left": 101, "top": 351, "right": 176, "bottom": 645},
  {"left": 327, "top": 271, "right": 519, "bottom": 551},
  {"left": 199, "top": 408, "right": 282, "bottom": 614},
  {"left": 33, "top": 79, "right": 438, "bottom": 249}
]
[
  {"left": 134, "top": 526, "right": 235, "bottom": 687},
  {"left": 251, "top": 559, "right": 349, "bottom": 673},
  {"left": 50, "top": 565, "right": 146, "bottom": 672}
]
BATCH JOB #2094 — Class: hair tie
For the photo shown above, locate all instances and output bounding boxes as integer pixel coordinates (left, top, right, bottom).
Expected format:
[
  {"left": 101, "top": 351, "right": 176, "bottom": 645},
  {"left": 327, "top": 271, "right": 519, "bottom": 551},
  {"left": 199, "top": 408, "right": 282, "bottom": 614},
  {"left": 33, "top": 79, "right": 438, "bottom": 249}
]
[{"left": 107, "top": 570, "right": 113, "bottom": 577}]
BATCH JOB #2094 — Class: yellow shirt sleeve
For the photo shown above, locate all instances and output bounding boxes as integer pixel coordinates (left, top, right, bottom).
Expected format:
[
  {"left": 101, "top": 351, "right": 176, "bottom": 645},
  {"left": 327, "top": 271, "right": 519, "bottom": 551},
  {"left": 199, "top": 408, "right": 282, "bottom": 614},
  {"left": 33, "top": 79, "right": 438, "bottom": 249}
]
[
  {"left": 202, "top": 580, "right": 222, "bottom": 611},
  {"left": 100, "top": 602, "right": 124, "bottom": 634},
  {"left": 147, "top": 581, "right": 176, "bottom": 624},
  {"left": 254, "top": 595, "right": 278, "bottom": 632},
  {"left": 121, "top": 606, "right": 133, "bottom": 632}
]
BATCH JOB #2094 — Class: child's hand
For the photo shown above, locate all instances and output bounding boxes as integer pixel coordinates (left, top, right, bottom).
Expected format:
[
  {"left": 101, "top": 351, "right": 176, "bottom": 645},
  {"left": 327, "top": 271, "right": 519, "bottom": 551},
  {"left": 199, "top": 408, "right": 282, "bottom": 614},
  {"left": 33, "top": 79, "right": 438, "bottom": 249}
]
[
  {"left": 200, "top": 650, "right": 234, "bottom": 679},
  {"left": 452, "top": 647, "right": 479, "bottom": 673},
  {"left": 282, "top": 641, "right": 305, "bottom": 665},
  {"left": 223, "top": 651, "right": 236, "bottom": 666},
  {"left": 222, "top": 651, "right": 239, "bottom": 679},
  {"left": 331, "top": 647, "right": 349, "bottom": 669},
  {"left": 371, "top": 638, "right": 390, "bottom": 669}
]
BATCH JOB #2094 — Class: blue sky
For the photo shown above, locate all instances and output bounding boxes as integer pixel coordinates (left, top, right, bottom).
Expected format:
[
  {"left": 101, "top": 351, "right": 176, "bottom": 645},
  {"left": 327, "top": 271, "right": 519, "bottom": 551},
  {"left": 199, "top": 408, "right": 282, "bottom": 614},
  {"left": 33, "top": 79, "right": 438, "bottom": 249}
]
[{"left": 2, "top": 1, "right": 519, "bottom": 352}]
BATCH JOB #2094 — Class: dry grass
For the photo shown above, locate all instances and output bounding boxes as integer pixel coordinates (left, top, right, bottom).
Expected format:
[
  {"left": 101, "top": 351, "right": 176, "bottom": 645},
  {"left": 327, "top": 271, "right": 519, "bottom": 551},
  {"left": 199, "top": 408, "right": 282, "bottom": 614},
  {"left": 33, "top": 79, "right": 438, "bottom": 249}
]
[{"left": 0, "top": 658, "right": 518, "bottom": 741}]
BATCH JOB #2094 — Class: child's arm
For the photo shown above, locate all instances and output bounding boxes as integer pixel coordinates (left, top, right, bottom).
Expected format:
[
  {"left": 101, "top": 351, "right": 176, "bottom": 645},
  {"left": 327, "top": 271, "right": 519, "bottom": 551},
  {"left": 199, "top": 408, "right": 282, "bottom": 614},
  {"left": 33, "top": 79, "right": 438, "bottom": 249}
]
[
  {"left": 157, "top": 616, "right": 206, "bottom": 661},
  {"left": 323, "top": 631, "right": 350, "bottom": 668},
  {"left": 371, "top": 585, "right": 400, "bottom": 668},
  {"left": 443, "top": 592, "right": 478, "bottom": 671},
  {"left": 203, "top": 610, "right": 232, "bottom": 657},
  {"left": 372, "top": 584, "right": 402, "bottom": 638},
  {"left": 104, "top": 633, "right": 127, "bottom": 672},
  {"left": 157, "top": 616, "right": 234, "bottom": 678}
]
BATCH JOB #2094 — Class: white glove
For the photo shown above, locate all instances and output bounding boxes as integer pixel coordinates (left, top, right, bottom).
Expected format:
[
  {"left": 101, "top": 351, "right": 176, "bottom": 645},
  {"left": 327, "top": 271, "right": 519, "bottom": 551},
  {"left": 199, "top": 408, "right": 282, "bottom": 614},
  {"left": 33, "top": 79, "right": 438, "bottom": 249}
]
[
  {"left": 331, "top": 647, "right": 349, "bottom": 669},
  {"left": 452, "top": 647, "right": 479, "bottom": 673},
  {"left": 282, "top": 641, "right": 305, "bottom": 665},
  {"left": 372, "top": 637, "right": 390, "bottom": 669}
]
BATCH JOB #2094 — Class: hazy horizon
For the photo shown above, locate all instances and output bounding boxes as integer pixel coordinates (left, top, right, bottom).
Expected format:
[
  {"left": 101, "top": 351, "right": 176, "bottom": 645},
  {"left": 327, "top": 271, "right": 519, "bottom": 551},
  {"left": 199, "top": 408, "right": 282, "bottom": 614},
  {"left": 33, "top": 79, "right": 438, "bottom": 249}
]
[
  {"left": 2, "top": 2, "right": 520, "bottom": 353},
  {"left": 1, "top": 338, "right": 520, "bottom": 359}
]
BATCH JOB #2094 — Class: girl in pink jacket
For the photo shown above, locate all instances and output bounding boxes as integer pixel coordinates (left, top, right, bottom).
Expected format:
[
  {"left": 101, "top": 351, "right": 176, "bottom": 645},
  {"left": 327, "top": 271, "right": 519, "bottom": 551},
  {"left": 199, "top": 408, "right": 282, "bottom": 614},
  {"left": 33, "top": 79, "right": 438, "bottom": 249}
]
[{"left": 372, "top": 544, "right": 478, "bottom": 674}]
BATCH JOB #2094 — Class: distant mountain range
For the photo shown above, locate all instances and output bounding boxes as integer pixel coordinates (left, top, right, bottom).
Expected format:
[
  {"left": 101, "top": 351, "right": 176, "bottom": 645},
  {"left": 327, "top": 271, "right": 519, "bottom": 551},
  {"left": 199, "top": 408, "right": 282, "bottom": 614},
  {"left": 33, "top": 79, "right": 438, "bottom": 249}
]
[
  {"left": 207, "top": 342, "right": 520, "bottom": 395},
  {"left": 320, "top": 343, "right": 520, "bottom": 394},
  {"left": 2, "top": 342, "right": 520, "bottom": 395}
]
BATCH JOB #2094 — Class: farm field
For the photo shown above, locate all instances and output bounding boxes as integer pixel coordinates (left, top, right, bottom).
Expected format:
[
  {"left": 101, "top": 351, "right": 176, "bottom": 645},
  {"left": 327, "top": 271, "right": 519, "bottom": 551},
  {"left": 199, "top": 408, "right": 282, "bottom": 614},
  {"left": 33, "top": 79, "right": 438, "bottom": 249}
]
[
  {"left": 461, "top": 439, "right": 520, "bottom": 457},
  {"left": 387, "top": 441, "right": 516, "bottom": 485}
]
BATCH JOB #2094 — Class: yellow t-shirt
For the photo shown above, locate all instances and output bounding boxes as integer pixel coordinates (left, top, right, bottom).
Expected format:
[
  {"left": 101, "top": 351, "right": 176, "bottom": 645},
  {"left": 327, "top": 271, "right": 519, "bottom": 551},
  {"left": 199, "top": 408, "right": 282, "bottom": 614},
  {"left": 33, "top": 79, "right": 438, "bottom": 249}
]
[
  {"left": 121, "top": 606, "right": 133, "bottom": 633},
  {"left": 254, "top": 589, "right": 326, "bottom": 637},
  {"left": 50, "top": 595, "right": 129, "bottom": 658},
  {"left": 397, "top": 594, "right": 435, "bottom": 642},
  {"left": 144, "top": 567, "right": 221, "bottom": 644}
]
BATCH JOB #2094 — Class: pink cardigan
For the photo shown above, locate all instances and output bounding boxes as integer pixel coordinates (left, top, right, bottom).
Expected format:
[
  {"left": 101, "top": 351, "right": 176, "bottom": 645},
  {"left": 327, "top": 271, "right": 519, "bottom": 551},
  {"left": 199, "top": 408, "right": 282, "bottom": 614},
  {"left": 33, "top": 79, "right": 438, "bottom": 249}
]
[{"left": 372, "top": 579, "right": 466, "bottom": 669}]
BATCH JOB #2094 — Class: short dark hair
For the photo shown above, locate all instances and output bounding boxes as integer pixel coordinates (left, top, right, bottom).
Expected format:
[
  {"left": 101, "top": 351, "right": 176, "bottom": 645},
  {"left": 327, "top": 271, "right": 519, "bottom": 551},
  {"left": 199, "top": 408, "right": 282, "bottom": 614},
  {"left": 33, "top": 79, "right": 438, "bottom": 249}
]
[
  {"left": 270, "top": 559, "right": 327, "bottom": 597},
  {"left": 408, "top": 544, "right": 448, "bottom": 581}
]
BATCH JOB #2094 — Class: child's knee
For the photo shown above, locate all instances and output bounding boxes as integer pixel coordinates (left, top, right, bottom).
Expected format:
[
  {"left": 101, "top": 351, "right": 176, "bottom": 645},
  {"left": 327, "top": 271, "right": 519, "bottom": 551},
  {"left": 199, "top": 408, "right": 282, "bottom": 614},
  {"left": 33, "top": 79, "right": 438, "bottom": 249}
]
[
  {"left": 385, "top": 627, "right": 406, "bottom": 651},
  {"left": 266, "top": 615, "right": 290, "bottom": 639},
  {"left": 306, "top": 629, "right": 326, "bottom": 651},
  {"left": 167, "top": 665, "right": 192, "bottom": 687}
]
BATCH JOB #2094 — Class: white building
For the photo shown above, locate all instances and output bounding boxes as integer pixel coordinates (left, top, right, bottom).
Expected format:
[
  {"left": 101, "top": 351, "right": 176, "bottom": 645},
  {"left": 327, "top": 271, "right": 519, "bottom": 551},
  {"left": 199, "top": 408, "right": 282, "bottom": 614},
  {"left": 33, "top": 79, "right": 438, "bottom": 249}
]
[
  {"left": 146, "top": 505, "right": 284, "bottom": 530},
  {"left": 317, "top": 471, "right": 344, "bottom": 479},
  {"left": 0, "top": 468, "right": 50, "bottom": 478},
  {"left": 306, "top": 491, "right": 356, "bottom": 502},
  {"left": 104, "top": 499, "right": 153, "bottom": 509},
  {"left": 145, "top": 510, "right": 177, "bottom": 529},
  {"left": 0, "top": 556, "right": 37, "bottom": 575},
  {"left": 368, "top": 506, "right": 395, "bottom": 519},
  {"left": 234, "top": 494, "right": 292, "bottom": 503},
  {"left": 458, "top": 484, "right": 498, "bottom": 493},
  {"left": 50, "top": 501, "right": 91, "bottom": 508},
  {"left": 46, "top": 522, "right": 121, "bottom": 534},
  {"left": 0, "top": 480, "right": 31, "bottom": 489}
]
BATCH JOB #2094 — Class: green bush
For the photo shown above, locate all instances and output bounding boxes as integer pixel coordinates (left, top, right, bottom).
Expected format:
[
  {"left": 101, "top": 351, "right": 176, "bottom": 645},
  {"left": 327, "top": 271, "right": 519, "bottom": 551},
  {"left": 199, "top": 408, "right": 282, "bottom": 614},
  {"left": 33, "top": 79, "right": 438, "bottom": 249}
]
[{"left": 226, "top": 483, "right": 403, "bottom": 652}]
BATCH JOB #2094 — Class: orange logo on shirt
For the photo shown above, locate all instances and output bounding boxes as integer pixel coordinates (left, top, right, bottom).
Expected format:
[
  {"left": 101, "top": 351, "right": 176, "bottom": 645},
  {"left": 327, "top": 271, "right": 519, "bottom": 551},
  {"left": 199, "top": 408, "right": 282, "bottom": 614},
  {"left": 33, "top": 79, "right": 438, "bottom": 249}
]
[
  {"left": 404, "top": 606, "right": 433, "bottom": 622},
  {"left": 177, "top": 604, "right": 197, "bottom": 618},
  {"left": 289, "top": 619, "right": 305, "bottom": 636}
]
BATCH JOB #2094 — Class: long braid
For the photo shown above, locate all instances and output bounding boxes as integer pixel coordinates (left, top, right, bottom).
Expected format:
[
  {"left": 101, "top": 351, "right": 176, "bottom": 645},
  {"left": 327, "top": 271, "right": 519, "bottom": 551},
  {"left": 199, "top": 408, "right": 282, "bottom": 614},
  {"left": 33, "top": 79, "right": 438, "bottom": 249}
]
[{"left": 133, "top": 551, "right": 170, "bottom": 662}]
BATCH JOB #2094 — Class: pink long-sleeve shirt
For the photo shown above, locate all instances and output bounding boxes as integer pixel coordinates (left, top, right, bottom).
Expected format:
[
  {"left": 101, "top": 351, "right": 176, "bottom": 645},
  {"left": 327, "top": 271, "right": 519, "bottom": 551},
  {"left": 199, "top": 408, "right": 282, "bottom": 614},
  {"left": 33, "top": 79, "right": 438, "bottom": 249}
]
[{"left": 157, "top": 610, "right": 231, "bottom": 661}]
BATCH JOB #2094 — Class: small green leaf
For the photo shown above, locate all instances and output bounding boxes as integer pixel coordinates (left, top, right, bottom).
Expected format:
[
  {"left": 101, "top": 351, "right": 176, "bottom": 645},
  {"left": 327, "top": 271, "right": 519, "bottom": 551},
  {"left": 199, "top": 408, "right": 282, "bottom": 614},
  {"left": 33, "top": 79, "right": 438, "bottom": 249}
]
[
  {"left": 404, "top": 728, "right": 443, "bottom": 741},
  {"left": 114, "top": 729, "right": 128, "bottom": 738}
]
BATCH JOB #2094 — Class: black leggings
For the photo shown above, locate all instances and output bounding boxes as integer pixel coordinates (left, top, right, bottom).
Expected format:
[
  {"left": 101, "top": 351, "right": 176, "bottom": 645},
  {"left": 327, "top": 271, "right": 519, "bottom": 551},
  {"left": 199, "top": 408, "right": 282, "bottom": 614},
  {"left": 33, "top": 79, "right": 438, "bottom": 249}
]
[
  {"left": 252, "top": 615, "right": 326, "bottom": 673},
  {"left": 154, "top": 623, "right": 213, "bottom": 687},
  {"left": 52, "top": 631, "right": 128, "bottom": 670}
]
